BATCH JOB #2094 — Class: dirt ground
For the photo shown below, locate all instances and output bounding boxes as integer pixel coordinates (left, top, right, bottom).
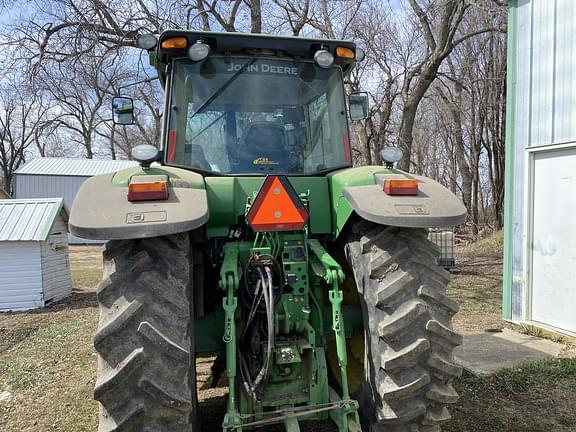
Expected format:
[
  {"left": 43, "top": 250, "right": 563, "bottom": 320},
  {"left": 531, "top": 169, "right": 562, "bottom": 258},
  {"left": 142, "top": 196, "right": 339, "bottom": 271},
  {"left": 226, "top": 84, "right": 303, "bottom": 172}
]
[
  {"left": 1, "top": 236, "right": 575, "bottom": 431},
  {"left": 448, "top": 232, "right": 505, "bottom": 334}
]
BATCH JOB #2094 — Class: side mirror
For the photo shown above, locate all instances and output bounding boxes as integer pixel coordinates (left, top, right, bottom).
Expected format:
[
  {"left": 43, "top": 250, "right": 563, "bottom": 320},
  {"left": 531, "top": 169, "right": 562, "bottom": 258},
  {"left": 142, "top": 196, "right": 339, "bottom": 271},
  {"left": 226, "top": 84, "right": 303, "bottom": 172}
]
[
  {"left": 112, "top": 96, "right": 134, "bottom": 125},
  {"left": 348, "top": 91, "right": 369, "bottom": 121}
]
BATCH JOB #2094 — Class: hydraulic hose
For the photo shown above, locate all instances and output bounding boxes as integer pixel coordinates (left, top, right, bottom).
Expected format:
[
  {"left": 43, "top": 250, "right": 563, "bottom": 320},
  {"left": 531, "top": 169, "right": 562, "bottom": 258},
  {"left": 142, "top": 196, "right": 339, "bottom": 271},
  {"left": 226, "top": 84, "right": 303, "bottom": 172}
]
[
  {"left": 241, "top": 279, "right": 263, "bottom": 340},
  {"left": 250, "top": 266, "right": 275, "bottom": 397}
]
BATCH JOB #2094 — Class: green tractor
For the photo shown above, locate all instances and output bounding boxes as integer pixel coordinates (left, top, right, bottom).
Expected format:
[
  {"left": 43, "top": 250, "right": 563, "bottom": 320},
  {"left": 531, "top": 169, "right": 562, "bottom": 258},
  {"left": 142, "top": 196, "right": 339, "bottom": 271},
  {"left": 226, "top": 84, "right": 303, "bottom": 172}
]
[{"left": 70, "top": 30, "right": 466, "bottom": 432}]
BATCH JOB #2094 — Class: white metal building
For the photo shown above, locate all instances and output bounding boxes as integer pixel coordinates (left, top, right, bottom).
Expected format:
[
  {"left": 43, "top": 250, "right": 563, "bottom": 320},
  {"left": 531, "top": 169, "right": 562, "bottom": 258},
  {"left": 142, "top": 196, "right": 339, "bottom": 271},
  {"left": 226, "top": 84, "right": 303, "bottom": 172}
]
[
  {"left": 0, "top": 198, "right": 71, "bottom": 311},
  {"left": 14, "top": 157, "right": 138, "bottom": 244},
  {"left": 504, "top": 0, "right": 576, "bottom": 336}
]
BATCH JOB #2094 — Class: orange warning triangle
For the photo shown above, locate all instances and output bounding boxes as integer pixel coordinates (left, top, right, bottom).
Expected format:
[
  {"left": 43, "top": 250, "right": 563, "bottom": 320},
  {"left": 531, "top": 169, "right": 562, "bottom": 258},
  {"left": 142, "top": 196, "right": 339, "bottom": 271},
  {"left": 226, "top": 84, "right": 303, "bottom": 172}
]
[{"left": 246, "top": 176, "right": 308, "bottom": 232}]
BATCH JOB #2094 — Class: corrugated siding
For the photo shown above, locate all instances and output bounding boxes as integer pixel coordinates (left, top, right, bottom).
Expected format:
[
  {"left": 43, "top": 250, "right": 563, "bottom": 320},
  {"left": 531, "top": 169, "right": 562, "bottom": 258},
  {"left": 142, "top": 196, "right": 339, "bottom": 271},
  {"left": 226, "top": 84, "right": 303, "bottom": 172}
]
[
  {"left": 14, "top": 175, "right": 101, "bottom": 244},
  {"left": 553, "top": 0, "right": 576, "bottom": 142},
  {"left": 0, "top": 199, "right": 63, "bottom": 241},
  {"left": 511, "top": 1, "right": 532, "bottom": 321},
  {"left": 517, "top": 1, "right": 576, "bottom": 147},
  {"left": 15, "top": 158, "right": 138, "bottom": 176},
  {"left": 41, "top": 217, "right": 72, "bottom": 303},
  {"left": 512, "top": 0, "right": 576, "bottom": 322},
  {"left": 15, "top": 175, "right": 88, "bottom": 212},
  {"left": 0, "top": 242, "right": 43, "bottom": 311}
]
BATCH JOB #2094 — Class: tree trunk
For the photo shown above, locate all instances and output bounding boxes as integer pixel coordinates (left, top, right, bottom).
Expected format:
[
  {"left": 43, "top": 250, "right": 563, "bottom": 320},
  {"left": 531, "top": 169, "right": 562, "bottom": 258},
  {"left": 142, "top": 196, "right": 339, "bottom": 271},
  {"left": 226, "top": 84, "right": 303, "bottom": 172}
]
[
  {"left": 85, "top": 137, "right": 93, "bottom": 159},
  {"left": 110, "top": 123, "right": 116, "bottom": 160},
  {"left": 398, "top": 66, "right": 442, "bottom": 171},
  {"left": 250, "top": 0, "right": 261, "bottom": 33}
]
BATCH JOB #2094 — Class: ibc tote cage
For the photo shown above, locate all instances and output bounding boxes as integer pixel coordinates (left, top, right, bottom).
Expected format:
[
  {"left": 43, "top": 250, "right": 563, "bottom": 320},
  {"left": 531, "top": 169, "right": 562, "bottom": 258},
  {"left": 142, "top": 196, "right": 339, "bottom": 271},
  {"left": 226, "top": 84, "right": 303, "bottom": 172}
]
[{"left": 428, "top": 229, "right": 456, "bottom": 270}]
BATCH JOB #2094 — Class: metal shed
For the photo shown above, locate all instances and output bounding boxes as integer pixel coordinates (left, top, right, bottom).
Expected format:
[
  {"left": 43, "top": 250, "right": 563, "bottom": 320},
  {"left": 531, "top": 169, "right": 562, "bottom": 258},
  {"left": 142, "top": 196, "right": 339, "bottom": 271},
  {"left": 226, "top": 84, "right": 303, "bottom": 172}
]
[
  {"left": 0, "top": 198, "right": 71, "bottom": 311},
  {"left": 504, "top": 0, "right": 576, "bottom": 336},
  {"left": 14, "top": 157, "right": 138, "bottom": 244}
]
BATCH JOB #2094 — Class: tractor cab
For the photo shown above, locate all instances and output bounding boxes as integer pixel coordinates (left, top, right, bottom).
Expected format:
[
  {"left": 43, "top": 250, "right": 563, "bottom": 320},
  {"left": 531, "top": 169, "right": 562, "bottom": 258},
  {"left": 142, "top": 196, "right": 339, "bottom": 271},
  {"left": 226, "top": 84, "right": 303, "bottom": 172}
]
[{"left": 138, "top": 31, "right": 368, "bottom": 175}]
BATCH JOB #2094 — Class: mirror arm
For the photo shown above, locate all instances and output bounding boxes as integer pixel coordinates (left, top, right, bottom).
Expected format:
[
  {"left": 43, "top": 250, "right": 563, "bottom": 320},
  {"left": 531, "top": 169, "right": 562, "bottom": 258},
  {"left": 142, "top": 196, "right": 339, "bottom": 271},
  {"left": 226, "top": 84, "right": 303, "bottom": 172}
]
[{"left": 117, "top": 77, "right": 159, "bottom": 95}]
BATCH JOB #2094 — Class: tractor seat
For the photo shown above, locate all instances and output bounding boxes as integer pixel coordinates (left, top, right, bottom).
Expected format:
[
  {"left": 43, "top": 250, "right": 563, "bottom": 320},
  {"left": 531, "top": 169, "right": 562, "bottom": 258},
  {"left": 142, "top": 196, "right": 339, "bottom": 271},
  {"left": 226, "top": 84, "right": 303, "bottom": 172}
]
[{"left": 238, "top": 123, "right": 290, "bottom": 172}]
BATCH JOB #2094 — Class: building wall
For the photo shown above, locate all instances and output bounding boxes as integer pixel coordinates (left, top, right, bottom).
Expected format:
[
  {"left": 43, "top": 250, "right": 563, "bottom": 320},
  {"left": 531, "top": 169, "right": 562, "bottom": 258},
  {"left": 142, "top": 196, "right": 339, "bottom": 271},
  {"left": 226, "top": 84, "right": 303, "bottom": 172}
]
[
  {"left": 0, "top": 242, "right": 43, "bottom": 311},
  {"left": 14, "top": 174, "right": 101, "bottom": 244},
  {"left": 40, "top": 216, "right": 72, "bottom": 304},
  {"left": 507, "top": 0, "right": 576, "bottom": 331}
]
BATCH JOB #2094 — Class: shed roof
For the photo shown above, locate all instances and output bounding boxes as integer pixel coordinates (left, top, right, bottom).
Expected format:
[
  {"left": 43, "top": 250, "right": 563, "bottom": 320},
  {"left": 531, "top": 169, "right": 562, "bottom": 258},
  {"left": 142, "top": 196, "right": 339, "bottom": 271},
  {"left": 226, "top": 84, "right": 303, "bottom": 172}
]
[
  {"left": 0, "top": 198, "right": 67, "bottom": 241},
  {"left": 15, "top": 157, "right": 138, "bottom": 177}
]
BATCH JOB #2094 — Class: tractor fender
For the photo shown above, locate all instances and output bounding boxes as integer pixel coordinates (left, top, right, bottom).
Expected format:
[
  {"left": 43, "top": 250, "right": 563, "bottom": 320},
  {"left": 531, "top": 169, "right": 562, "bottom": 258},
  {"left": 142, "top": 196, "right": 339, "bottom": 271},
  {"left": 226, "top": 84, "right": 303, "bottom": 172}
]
[
  {"left": 342, "top": 172, "right": 466, "bottom": 228},
  {"left": 69, "top": 167, "right": 209, "bottom": 240}
]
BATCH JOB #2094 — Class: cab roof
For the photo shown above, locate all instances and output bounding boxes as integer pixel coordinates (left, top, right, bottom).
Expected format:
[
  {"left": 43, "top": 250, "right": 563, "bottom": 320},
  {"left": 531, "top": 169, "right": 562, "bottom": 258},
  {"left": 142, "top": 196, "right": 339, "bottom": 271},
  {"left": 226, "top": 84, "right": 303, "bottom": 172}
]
[{"left": 154, "top": 30, "right": 359, "bottom": 82}]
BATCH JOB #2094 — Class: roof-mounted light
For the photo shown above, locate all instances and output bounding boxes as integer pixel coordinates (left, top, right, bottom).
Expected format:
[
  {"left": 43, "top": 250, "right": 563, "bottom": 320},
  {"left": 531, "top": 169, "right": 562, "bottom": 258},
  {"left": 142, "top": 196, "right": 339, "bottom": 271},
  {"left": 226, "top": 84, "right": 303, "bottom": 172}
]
[
  {"left": 336, "top": 46, "right": 355, "bottom": 60},
  {"left": 137, "top": 34, "right": 158, "bottom": 50},
  {"left": 161, "top": 37, "right": 187, "bottom": 49},
  {"left": 314, "top": 49, "right": 334, "bottom": 68},
  {"left": 188, "top": 40, "right": 211, "bottom": 62}
]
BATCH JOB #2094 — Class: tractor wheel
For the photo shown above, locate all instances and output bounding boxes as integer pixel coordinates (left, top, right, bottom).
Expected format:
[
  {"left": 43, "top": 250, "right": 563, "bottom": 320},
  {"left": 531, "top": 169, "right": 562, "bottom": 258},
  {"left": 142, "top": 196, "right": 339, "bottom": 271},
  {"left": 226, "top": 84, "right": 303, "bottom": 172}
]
[
  {"left": 93, "top": 233, "right": 198, "bottom": 432},
  {"left": 343, "top": 220, "right": 462, "bottom": 432}
]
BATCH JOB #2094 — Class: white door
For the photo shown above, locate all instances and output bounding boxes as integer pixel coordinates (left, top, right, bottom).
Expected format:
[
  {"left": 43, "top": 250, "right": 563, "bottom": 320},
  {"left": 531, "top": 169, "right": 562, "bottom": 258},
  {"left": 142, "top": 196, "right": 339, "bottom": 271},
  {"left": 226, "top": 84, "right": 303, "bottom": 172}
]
[{"left": 531, "top": 147, "right": 576, "bottom": 334}]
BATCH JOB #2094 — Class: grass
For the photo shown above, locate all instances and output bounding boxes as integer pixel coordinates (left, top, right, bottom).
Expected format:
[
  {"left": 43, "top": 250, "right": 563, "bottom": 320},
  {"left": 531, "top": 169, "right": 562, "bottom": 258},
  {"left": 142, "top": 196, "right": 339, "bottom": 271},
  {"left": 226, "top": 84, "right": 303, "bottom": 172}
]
[
  {"left": 519, "top": 324, "right": 546, "bottom": 338},
  {"left": 443, "top": 232, "right": 576, "bottom": 431},
  {"left": 1, "top": 235, "right": 574, "bottom": 431},
  {"left": 558, "top": 416, "right": 576, "bottom": 427},
  {"left": 445, "top": 358, "right": 576, "bottom": 432},
  {"left": 0, "top": 247, "right": 101, "bottom": 431},
  {"left": 519, "top": 324, "right": 571, "bottom": 345},
  {"left": 448, "top": 231, "right": 507, "bottom": 334},
  {"left": 0, "top": 361, "right": 40, "bottom": 391}
]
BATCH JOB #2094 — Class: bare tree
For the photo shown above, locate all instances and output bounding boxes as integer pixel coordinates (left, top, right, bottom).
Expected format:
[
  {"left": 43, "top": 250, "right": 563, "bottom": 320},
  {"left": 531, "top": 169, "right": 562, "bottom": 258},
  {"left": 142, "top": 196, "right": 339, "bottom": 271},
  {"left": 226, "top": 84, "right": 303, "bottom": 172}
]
[
  {"left": 414, "top": 2, "right": 506, "bottom": 230},
  {"left": 0, "top": 88, "right": 49, "bottom": 193},
  {"left": 349, "top": 2, "right": 401, "bottom": 165},
  {"left": 37, "top": 57, "right": 114, "bottom": 158},
  {"left": 397, "top": 0, "right": 504, "bottom": 171}
]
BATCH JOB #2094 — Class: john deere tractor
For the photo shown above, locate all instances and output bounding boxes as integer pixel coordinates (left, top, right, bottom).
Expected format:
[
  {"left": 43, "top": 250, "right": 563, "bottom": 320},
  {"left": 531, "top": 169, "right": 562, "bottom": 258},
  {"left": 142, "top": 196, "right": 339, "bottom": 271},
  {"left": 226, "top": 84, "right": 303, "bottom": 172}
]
[{"left": 70, "top": 30, "right": 466, "bottom": 432}]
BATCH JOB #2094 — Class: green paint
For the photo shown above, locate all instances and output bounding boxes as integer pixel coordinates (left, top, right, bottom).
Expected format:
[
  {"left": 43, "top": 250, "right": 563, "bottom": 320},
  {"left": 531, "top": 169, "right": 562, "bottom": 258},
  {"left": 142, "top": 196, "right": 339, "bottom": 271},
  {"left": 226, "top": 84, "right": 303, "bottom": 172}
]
[
  {"left": 308, "top": 239, "right": 345, "bottom": 283},
  {"left": 205, "top": 177, "right": 332, "bottom": 237},
  {"left": 220, "top": 243, "right": 241, "bottom": 424},
  {"left": 503, "top": 0, "right": 518, "bottom": 320},
  {"left": 328, "top": 166, "right": 396, "bottom": 239},
  {"left": 111, "top": 165, "right": 205, "bottom": 189},
  {"left": 284, "top": 416, "right": 301, "bottom": 432},
  {"left": 324, "top": 305, "right": 363, "bottom": 340},
  {"left": 217, "top": 229, "right": 360, "bottom": 430},
  {"left": 193, "top": 310, "right": 225, "bottom": 353},
  {"left": 148, "top": 51, "right": 157, "bottom": 67}
]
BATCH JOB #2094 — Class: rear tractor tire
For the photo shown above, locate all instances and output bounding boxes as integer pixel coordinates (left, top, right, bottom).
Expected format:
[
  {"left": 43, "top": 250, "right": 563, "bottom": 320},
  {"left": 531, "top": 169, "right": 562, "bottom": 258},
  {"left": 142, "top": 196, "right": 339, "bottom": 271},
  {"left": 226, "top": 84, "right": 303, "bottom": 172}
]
[
  {"left": 93, "top": 233, "right": 198, "bottom": 432},
  {"left": 344, "top": 221, "right": 462, "bottom": 432}
]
